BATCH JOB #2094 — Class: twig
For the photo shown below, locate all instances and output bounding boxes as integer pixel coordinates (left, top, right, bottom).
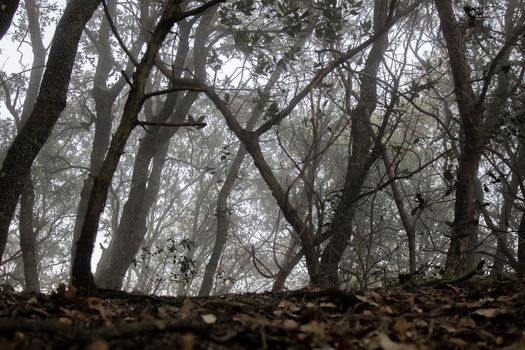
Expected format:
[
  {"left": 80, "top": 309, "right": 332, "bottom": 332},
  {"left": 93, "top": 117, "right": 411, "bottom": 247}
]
[
  {"left": 424, "top": 259, "right": 485, "bottom": 287},
  {"left": 136, "top": 120, "right": 206, "bottom": 129},
  {"left": 101, "top": 0, "right": 138, "bottom": 67}
]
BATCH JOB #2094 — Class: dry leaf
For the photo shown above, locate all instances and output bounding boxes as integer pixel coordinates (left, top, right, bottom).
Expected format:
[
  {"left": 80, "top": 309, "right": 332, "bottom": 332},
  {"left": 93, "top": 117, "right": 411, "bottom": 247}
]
[
  {"left": 283, "top": 319, "right": 299, "bottom": 330},
  {"left": 376, "top": 332, "right": 416, "bottom": 350},
  {"left": 86, "top": 338, "right": 109, "bottom": 350},
  {"left": 356, "top": 295, "right": 379, "bottom": 307},
  {"left": 278, "top": 300, "right": 301, "bottom": 312},
  {"left": 474, "top": 308, "right": 500, "bottom": 318},
  {"left": 299, "top": 320, "right": 325, "bottom": 337},
  {"left": 181, "top": 333, "right": 195, "bottom": 350},
  {"left": 320, "top": 302, "right": 337, "bottom": 309},
  {"left": 201, "top": 313, "right": 217, "bottom": 324},
  {"left": 393, "top": 317, "right": 410, "bottom": 340},
  {"left": 178, "top": 298, "right": 194, "bottom": 319}
]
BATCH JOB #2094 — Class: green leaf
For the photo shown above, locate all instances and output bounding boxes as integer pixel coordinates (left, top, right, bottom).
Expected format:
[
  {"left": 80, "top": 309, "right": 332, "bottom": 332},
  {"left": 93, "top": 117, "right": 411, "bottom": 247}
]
[
  {"left": 268, "top": 102, "right": 279, "bottom": 115},
  {"left": 444, "top": 169, "right": 454, "bottom": 182}
]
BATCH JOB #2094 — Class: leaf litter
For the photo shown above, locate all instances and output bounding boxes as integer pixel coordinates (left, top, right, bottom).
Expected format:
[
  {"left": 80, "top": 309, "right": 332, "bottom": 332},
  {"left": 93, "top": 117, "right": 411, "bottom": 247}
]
[{"left": 0, "top": 276, "right": 524, "bottom": 349}]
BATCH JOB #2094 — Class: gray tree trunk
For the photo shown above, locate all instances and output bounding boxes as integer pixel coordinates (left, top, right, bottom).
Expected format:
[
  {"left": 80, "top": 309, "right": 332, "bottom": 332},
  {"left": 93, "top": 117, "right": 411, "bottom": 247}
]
[{"left": 17, "top": 0, "right": 47, "bottom": 293}]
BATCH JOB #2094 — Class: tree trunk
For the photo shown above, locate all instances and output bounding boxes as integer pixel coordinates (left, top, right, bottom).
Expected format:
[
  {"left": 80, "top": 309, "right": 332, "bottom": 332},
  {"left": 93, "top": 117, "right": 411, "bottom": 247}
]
[
  {"left": 95, "top": 13, "right": 212, "bottom": 290},
  {"left": 0, "top": 0, "right": 19, "bottom": 40},
  {"left": 0, "top": 0, "right": 102, "bottom": 262},
  {"left": 435, "top": 0, "right": 485, "bottom": 277},
  {"left": 319, "top": 0, "right": 389, "bottom": 288},
  {"left": 518, "top": 212, "right": 525, "bottom": 273},
  {"left": 72, "top": 0, "right": 222, "bottom": 290},
  {"left": 17, "top": 0, "right": 47, "bottom": 293},
  {"left": 19, "top": 175, "right": 40, "bottom": 292},
  {"left": 198, "top": 35, "right": 297, "bottom": 295},
  {"left": 71, "top": 0, "right": 139, "bottom": 268}
]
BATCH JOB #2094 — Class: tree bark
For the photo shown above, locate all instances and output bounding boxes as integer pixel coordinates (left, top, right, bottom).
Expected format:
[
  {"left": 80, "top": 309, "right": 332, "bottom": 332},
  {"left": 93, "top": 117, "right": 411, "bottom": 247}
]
[
  {"left": 19, "top": 175, "right": 39, "bottom": 292},
  {"left": 0, "top": 0, "right": 102, "bottom": 262},
  {"left": 0, "top": 0, "right": 19, "bottom": 40}
]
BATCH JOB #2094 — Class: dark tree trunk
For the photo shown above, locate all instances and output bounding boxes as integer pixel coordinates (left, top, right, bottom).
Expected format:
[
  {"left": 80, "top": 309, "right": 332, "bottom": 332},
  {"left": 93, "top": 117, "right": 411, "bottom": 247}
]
[
  {"left": 72, "top": 0, "right": 223, "bottom": 291},
  {"left": 71, "top": 0, "right": 143, "bottom": 271},
  {"left": 19, "top": 175, "right": 40, "bottom": 292},
  {"left": 0, "top": 0, "right": 102, "bottom": 262},
  {"left": 0, "top": 0, "right": 20, "bottom": 40},
  {"left": 94, "top": 14, "right": 211, "bottom": 290},
  {"left": 435, "top": 0, "right": 485, "bottom": 277},
  {"left": 518, "top": 212, "right": 525, "bottom": 273},
  {"left": 319, "top": 0, "right": 389, "bottom": 288}
]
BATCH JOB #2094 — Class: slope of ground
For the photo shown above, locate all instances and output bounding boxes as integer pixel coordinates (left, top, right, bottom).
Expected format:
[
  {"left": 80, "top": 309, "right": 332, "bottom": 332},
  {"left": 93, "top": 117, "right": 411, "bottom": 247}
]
[{"left": 0, "top": 276, "right": 524, "bottom": 349}]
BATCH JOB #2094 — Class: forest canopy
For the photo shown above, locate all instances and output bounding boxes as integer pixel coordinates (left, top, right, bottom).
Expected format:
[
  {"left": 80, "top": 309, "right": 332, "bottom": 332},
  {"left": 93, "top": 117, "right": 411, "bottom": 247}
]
[{"left": 0, "top": 0, "right": 524, "bottom": 296}]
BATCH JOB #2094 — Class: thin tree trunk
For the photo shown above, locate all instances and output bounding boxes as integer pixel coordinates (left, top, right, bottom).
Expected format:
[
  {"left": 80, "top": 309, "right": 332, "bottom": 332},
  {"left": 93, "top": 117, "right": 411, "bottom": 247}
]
[
  {"left": 17, "top": 0, "right": 47, "bottom": 293},
  {"left": 19, "top": 175, "right": 39, "bottom": 292},
  {"left": 197, "top": 32, "right": 302, "bottom": 295},
  {"left": 0, "top": 0, "right": 102, "bottom": 262}
]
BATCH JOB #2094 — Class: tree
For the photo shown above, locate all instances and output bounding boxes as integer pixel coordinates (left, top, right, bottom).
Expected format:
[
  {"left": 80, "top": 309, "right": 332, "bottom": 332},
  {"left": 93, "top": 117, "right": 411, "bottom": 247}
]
[
  {"left": 71, "top": 0, "right": 224, "bottom": 291},
  {"left": 435, "top": 0, "right": 525, "bottom": 276},
  {"left": 0, "top": 0, "right": 102, "bottom": 262}
]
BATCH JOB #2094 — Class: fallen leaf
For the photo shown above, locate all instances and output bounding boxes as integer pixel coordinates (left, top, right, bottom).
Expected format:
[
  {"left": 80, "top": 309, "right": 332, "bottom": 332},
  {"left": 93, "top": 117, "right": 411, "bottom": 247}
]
[
  {"left": 448, "top": 338, "right": 468, "bottom": 347},
  {"left": 474, "top": 308, "right": 500, "bottom": 318},
  {"left": 86, "top": 338, "right": 109, "bottom": 350},
  {"left": 299, "top": 320, "right": 325, "bottom": 337},
  {"left": 283, "top": 319, "right": 299, "bottom": 330},
  {"left": 376, "top": 332, "right": 417, "bottom": 350},
  {"left": 181, "top": 333, "right": 195, "bottom": 350},
  {"left": 178, "top": 298, "right": 194, "bottom": 319},
  {"left": 278, "top": 300, "right": 301, "bottom": 312},
  {"left": 201, "top": 313, "right": 217, "bottom": 324},
  {"left": 356, "top": 295, "right": 379, "bottom": 307},
  {"left": 320, "top": 302, "right": 337, "bottom": 309},
  {"left": 393, "top": 317, "right": 410, "bottom": 341}
]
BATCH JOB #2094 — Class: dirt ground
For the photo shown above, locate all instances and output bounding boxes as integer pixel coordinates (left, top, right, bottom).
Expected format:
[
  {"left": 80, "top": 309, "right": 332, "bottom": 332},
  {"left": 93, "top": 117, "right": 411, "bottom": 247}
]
[{"left": 1, "top": 276, "right": 524, "bottom": 349}]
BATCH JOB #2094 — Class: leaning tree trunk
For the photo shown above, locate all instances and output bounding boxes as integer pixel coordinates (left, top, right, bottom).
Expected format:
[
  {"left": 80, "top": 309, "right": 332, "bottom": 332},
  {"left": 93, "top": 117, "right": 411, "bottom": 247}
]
[
  {"left": 197, "top": 34, "right": 303, "bottom": 295},
  {"left": 319, "top": 0, "right": 389, "bottom": 288},
  {"left": 71, "top": 0, "right": 140, "bottom": 268},
  {"left": 0, "top": 0, "right": 102, "bottom": 262},
  {"left": 72, "top": 0, "right": 223, "bottom": 291},
  {"left": 94, "top": 13, "right": 212, "bottom": 290}
]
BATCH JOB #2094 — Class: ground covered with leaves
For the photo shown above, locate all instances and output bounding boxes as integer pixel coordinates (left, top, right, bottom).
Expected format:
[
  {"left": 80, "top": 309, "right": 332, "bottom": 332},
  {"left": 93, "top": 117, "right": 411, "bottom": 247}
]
[{"left": 1, "top": 277, "right": 524, "bottom": 349}]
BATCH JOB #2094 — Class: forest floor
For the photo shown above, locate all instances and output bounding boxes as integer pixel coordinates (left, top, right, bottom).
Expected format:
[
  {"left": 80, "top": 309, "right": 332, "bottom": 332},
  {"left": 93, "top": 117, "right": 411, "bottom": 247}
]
[{"left": 0, "top": 276, "right": 524, "bottom": 349}]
